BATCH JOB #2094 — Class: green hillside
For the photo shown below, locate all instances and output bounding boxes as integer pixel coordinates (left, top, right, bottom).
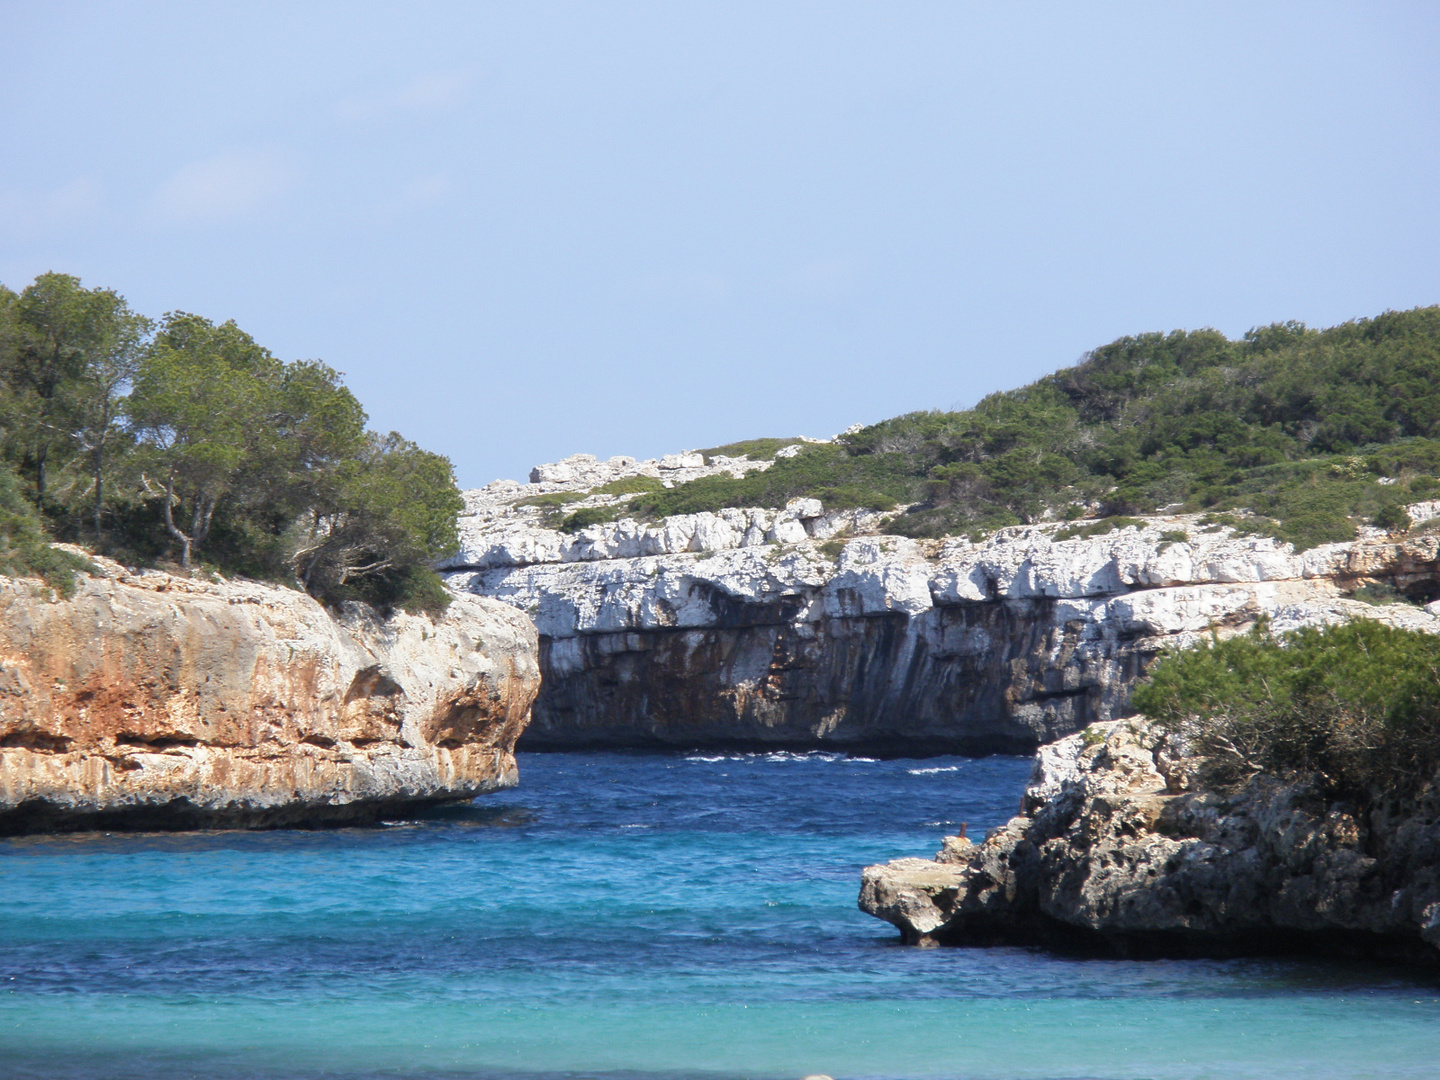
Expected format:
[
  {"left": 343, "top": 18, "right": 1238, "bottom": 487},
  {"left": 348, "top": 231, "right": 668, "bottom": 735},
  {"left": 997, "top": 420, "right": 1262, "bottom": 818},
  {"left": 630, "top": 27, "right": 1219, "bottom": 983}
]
[{"left": 600, "top": 307, "right": 1440, "bottom": 550}]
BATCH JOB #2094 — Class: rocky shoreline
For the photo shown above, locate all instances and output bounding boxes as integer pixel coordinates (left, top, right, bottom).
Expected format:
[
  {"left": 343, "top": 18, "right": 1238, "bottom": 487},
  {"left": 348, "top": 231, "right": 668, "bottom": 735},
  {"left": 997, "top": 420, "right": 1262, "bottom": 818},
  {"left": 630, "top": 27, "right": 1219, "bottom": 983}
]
[
  {"left": 0, "top": 554, "right": 539, "bottom": 834},
  {"left": 445, "top": 450, "right": 1440, "bottom": 754},
  {"left": 859, "top": 718, "right": 1440, "bottom": 965}
]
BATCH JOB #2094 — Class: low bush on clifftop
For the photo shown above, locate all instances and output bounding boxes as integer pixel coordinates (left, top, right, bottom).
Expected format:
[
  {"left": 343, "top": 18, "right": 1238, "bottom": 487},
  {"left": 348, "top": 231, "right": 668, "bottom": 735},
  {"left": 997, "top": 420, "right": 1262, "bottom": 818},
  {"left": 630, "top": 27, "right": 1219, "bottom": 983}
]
[
  {"left": 0, "top": 466, "right": 93, "bottom": 596},
  {"left": 629, "top": 307, "right": 1440, "bottom": 546},
  {"left": 1132, "top": 621, "right": 1440, "bottom": 801},
  {"left": 629, "top": 441, "right": 913, "bottom": 518}
]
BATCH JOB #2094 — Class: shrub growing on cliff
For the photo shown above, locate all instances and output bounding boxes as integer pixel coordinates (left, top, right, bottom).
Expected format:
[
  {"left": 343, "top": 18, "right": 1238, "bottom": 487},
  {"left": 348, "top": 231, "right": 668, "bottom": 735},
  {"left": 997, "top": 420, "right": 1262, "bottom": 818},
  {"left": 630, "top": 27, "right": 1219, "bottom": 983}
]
[
  {"left": 0, "top": 462, "right": 94, "bottom": 596},
  {"left": 290, "top": 432, "right": 463, "bottom": 614},
  {"left": 1132, "top": 620, "right": 1440, "bottom": 799},
  {"left": 629, "top": 442, "right": 911, "bottom": 519},
  {"left": 624, "top": 308, "right": 1440, "bottom": 546},
  {"left": 697, "top": 437, "right": 805, "bottom": 461}
]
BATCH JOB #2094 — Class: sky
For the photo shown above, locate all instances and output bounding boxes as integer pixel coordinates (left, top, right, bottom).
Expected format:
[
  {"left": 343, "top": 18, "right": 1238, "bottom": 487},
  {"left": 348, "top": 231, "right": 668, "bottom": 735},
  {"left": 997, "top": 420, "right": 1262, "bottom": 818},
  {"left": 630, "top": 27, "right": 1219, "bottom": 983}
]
[{"left": 2, "top": 2, "right": 1438, "bottom": 488}]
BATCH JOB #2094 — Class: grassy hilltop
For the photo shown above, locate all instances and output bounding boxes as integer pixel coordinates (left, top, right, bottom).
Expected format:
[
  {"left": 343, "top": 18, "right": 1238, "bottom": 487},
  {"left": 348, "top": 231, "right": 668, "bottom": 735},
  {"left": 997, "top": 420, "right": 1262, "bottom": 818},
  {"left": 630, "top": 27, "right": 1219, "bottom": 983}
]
[{"left": 586, "top": 307, "right": 1440, "bottom": 550}]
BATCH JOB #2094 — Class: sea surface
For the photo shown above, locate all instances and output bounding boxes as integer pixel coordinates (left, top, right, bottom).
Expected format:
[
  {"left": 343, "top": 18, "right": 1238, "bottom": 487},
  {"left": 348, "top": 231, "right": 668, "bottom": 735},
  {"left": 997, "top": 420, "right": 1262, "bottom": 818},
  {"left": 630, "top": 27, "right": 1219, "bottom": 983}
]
[{"left": 3, "top": 751, "right": 1439, "bottom": 1080}]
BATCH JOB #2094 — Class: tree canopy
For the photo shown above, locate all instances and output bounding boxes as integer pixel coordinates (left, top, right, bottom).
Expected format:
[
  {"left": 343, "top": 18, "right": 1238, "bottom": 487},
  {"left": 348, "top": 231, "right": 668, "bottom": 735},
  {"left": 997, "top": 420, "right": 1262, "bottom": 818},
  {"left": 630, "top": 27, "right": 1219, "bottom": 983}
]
[{"left": 0, "top": 272, "right": 462, "bottom": 612}]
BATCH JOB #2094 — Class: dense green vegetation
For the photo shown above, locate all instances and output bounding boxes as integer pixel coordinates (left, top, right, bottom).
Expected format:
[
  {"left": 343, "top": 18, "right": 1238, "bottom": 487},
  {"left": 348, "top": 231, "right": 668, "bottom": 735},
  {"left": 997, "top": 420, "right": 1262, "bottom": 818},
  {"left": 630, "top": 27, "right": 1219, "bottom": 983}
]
[
  {"left": 591, "top": 474, "right": 665, "bottom": 496},
  {"left": 624, "top": 308, "right": 1440, "bottom": 547},
  {"left": 1133, "top": 621, "right": 1440, "bottom": 801},
  {"left": 0, "top": 272, "right": 462, "bottom": 611},
  {"left": 696, "top": 437, "right": 806, "bottom": 461}
]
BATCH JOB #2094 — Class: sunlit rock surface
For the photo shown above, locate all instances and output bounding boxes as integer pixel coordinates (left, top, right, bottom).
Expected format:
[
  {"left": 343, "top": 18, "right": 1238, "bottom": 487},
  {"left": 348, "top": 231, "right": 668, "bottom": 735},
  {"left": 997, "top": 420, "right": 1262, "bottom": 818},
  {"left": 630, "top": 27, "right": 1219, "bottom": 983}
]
[
  {"left": 860, "top": 718, "right": 1440, "bottom": 964},
  {"left": 447, "top": 448, "right": 1440, "bottom": 753},
  {"left": 0, "top": 555, "right": 539, "bottom": 833}
]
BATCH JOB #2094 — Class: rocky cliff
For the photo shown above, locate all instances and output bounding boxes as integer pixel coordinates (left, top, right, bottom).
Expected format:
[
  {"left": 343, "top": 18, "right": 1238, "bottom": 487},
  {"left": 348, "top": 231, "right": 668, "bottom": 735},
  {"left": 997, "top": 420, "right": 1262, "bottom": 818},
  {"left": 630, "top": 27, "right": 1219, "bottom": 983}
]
[
  {"left": 0, "top": 553, "right": 539, "bottom": 834},
  {"left": 859, "top": 718, "right": 1440, "bottom": 965},
  {"left": 444, "top": 450, "right": 1440, "bottom": 754}
]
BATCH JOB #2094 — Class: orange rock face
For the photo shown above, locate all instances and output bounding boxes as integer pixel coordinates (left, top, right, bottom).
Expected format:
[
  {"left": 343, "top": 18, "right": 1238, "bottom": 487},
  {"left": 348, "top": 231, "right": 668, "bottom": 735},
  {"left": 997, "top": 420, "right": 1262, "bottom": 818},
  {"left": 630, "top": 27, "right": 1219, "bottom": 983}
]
[{"left": 0, "top": 556, "right": 539, "bottom": 833}]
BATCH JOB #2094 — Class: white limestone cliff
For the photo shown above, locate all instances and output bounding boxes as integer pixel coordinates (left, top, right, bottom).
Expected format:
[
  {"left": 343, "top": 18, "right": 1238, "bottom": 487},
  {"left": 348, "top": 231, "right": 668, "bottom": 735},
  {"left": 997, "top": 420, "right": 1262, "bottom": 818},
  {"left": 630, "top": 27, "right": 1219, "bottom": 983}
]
[{"left": 444, "top": 448, "right": 1440, "bottom": 752}]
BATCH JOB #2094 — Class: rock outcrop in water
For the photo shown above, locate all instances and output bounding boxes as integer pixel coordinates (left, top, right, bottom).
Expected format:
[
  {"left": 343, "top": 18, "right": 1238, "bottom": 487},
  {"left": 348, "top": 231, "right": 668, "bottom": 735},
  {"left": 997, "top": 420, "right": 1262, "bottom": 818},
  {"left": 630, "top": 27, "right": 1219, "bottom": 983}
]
[
  {"left": 0, "top": 553, "right": 539, "bottom": 834},
  {"left": 444, "top": 450, "right": 1440, "bottom": 753},
  {"left": 859, "top": 719, "right": 1440, "bottom": 964}
]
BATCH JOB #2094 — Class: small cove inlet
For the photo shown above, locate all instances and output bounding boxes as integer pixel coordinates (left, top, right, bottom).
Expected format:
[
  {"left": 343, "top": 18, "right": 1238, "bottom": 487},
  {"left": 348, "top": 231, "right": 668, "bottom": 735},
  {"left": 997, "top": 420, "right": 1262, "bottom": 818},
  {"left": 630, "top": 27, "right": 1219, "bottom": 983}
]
[{"left": 3, "top": 751, "right": 1439, "bottom": 1080}]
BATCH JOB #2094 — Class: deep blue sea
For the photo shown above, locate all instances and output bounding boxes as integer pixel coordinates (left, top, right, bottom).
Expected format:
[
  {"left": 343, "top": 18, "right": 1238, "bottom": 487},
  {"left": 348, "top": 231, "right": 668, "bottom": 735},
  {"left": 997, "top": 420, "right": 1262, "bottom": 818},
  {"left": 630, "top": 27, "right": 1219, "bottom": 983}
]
[{"left": 3, "top": 751, "right": 1440, "bottom": 1080}]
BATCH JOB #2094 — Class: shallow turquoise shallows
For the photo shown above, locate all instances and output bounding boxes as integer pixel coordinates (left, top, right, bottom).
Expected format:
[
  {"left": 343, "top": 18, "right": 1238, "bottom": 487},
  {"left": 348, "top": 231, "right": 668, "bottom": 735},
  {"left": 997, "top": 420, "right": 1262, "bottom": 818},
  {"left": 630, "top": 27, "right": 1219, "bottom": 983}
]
[{"left": 3, "top": 751, "right": 1439, "bottom": 1080}]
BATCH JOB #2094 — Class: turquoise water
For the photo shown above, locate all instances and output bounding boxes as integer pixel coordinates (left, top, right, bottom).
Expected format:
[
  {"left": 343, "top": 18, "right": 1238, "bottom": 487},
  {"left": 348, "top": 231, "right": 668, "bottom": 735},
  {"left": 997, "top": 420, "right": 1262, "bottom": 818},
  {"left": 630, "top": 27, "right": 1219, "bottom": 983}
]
[{"left": 3, "top": 751, "right": 1439, "bottom": 1080}]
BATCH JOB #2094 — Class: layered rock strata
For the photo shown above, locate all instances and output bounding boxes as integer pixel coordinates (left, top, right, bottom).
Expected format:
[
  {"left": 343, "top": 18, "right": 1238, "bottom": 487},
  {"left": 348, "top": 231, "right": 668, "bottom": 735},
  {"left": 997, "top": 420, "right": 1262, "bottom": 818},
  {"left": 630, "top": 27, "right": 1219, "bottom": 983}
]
[
  {"left": 446, "top": 448, "right": 1440, "bottom": 753},
  {"left": 0, "top": 554, "right": 539, "bottom": 834},
  {"left": 859, "top": 719, "right": 1440, "bottom": 964}
]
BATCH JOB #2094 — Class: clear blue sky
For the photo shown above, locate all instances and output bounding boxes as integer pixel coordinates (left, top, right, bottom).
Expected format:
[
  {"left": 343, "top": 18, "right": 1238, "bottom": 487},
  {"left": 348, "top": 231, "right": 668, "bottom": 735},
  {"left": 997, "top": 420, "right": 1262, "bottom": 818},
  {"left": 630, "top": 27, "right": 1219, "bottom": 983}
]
[{"left": 3, "top": 2, "right": 1437, "bottom": 487}]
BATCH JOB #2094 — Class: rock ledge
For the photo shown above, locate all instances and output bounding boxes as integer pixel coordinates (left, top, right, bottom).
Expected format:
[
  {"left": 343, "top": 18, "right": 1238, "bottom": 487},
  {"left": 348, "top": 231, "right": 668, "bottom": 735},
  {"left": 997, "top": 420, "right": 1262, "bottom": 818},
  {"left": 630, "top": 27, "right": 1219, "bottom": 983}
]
[
  {"left": 0, "top": 556, "right": 539, "bottom": 834},
  {"left": 447, "top": 448, "right": 1440, "bottom": 751},
  {"left": 860, "top": 719, "right": 1440, "bottom": 964}
]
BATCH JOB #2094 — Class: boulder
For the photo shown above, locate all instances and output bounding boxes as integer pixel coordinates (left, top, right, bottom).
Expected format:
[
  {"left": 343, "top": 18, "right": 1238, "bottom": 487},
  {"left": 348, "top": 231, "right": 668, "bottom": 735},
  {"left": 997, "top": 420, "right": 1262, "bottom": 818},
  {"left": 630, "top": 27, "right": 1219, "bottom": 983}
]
[{"left": 860, "top": 719, "right": 1440, "bottom": 963}]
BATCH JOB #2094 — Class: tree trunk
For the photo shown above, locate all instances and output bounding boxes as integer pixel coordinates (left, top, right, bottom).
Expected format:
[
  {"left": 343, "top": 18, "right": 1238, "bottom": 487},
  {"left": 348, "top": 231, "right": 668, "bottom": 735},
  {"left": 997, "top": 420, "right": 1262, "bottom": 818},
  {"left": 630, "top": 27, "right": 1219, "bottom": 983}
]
[
  {"left": 161, "top": 473, "right": 195, "bottom": 570},
  {"left": 91, "top": 448, "right": 103, "bottom": 539}
]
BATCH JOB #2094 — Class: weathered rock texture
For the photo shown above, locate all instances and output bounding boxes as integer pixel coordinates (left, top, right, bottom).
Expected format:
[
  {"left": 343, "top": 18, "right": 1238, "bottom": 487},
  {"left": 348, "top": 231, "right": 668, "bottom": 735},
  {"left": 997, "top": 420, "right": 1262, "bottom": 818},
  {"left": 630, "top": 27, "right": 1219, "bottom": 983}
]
[
  {"left": 446, "top": 449, "right": 1440, "bottom": 753},
  {"left": 0, "top": 554, "right": 539, "bottom": 834},
  {"left": 859, "top": 719, "right": 1440, "bottom": 964}
]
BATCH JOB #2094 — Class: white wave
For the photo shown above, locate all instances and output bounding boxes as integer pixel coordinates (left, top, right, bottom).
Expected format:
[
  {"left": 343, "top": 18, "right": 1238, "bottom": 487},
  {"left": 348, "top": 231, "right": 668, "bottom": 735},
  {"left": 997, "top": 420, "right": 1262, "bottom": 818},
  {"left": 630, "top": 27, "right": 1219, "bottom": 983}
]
[
  {"left": 757, "top": 751, "right": 845, "bottom": 763},
  {"left": 684, "top": 751, "right": 848, "bottom": 764},
  {"left": 907, "top": 765, "right": 962, "bottom": 775}
]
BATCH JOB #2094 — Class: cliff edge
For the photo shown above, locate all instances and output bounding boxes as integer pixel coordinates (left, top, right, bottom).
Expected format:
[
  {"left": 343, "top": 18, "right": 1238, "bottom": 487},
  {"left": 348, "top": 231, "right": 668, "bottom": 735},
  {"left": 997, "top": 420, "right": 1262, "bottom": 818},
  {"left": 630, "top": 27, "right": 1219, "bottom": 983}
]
[
  {"left": 859, "top": 719, "right": 1440, "bottom": 964},
  {"left": 0, "top": 554, "right": 539, "bottom": 833},
  {"left": 446, "top": 449, "right": 1440, "bottom": 753}
]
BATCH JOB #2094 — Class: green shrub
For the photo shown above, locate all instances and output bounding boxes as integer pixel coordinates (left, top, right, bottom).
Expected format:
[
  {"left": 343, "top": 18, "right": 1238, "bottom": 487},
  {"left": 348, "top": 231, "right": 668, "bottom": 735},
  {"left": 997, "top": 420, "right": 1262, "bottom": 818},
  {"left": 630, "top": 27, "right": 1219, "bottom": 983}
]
[
  {"left": 0, "top": 464, "right": 95, "bottom": 597},
  {"left": 1132, "top": 620, "right": 1440, "bottom": 800},
  {"left": 698, "top": 437, "right": 805, "bottom": 461},
  {"left": 630, "top": 443, "right": 912, "bottom": 519},
  {"left": 514, "top": 491, "right": 585, "bottom": 509},
  {"left": 1412, "top": 516, "right": 1440, "bottom": 536},
  {"left": 1373, "top": 502, "right": 1412, "bottom": 532},
  {"left": 1053, "top": 516, "right": 1144, "bottom": 542},
  {"left": 393, "top": 566, "right": 455, "bottom": 616},
  {"left": 1199, "top": 512, "right": 1285, "bottom": 538},
  {"left": 561, "top": 504, "right": 630, "bottom": 531},
  {"left": 1348, "top": 582, "right": 1414, "bottom": 606},
  {"left": 590, "top": 474, "right": 665, "bottom": 496},
  {"left": 620, "top": 307, "right": 1440, "bottom": 546},
  {"left": 1408, "top": 475, "right": 1440, "bottom": 499}
]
